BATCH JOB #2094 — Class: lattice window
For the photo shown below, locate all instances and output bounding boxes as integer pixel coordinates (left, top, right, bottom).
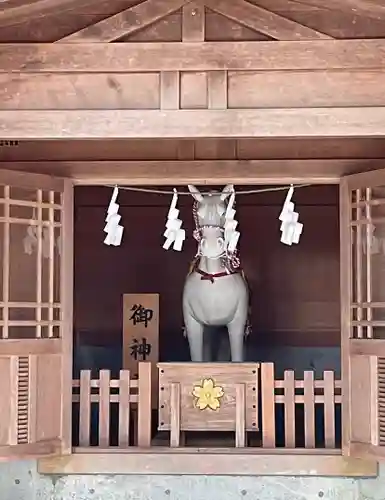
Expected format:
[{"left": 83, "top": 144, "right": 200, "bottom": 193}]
[
  {"left": 379, "top": 357, "right": 385, "bottom": 447},
  {"left": 17, "top": 356, "right": 29, "bottom": 444},
  {"left": 351, "top": 186, "right": 385, "bottom": 339},
  {"left": 0, "top": 184, "right": 62, "bottom": 339}
]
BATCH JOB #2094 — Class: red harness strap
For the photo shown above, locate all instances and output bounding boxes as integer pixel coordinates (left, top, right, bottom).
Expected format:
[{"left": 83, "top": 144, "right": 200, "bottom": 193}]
[{"left": 195, "top": 267, "right": 238, "bottom": 284}]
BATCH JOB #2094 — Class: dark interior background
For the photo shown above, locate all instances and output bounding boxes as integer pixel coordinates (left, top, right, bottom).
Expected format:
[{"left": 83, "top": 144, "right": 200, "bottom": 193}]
[{"left": 73, "top": 184, "right": 340, "bottom": 366}]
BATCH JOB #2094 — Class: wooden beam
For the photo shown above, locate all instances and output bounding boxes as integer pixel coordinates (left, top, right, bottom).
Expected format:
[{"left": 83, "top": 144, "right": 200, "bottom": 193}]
[
  {"left": 38, "top": 450, "right": 377, "bottom": 476},
  {"left": 292, "top": 0, "right": 385, "bottom": 21},
  {"left": 205, "top": 0, "right": 332, "bottom": 40},
  {"left": 2, "top": 159, "right": 384, "bottom": 184},
  {"left": 57, "top": 0, "right": 188, "bottom": 43},
  {"left": 3, "top": 70, "right": 385, "bottom": 110},
  {"left": 350, "top": 339, "right": 385, "bottom": 356},
  {"left": 0, "top": 0, "right": 113, "bottom": 28},
  {"left": 182, "top": 1, "right": 205, "bottom": 41},
  {"left": 1, "top": 40, "right": 385, "bottom": 72},
  {"left": 1, "top": 108, "right": 385, "bottom": 139}
]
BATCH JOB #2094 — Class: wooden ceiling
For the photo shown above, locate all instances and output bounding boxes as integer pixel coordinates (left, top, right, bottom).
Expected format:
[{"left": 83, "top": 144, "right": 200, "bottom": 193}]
[
  {"left": 1, "top": 0, "right": 385, "bottom": 173},
  {"left": 1, "top": 0, "right": 385, "bottom": 42}
]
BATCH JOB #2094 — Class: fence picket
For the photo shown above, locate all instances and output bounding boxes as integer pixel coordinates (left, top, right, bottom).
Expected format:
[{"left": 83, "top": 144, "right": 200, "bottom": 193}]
[
  {"left": 138, "top": 362, "right": 152, "bottom": 447},
  {"left": 323, "top": 371, "right": 336, "bottom": 448},
  {"left": 99, "top": 370, "right": 110, "bottom": 447},
  {"left": 303, "top": 371, "right": 316, "bottom": 448},
  {"left": 283, "top": 370, "right": 296, "bottom": 448},
  {"left": 78, "top": 370, "right": 91, "bottom": 447},
  {"left": 118, "top": 370, "right": 131, "bottom": 448},
  {"left": 261, "top": 363, "right": 276, "bottom": 448}
]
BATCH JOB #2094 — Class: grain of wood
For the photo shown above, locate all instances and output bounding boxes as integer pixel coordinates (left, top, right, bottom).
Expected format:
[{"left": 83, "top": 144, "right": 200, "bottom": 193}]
[
  {"left": 98, "top": 370, "right": 110, "bottom": 448},
  {"left": 261, "top": 363, "right": 275, "bottom": 447},
  {"left": 303, "top": 371, "right": 316, "bottom": 448},
  {"left": 283, "top": 370, "right": 296, "bottom": 448},
  {"left": 118, "top": 370, "right": 130, "bottom": 448},
  {"left": 323, "top": 371, "right": 335, "bottom": 448},
  {"left": 58, "top": 0, "right": 187, "bottom": 42},
  {"left": 78, "top": 370, "right": 91, "bottom": 447},
  {"left": 235, "top": 384, "right": 246, "bottom": 447},
  {"left": 170, "top": 383, "right": 181, "bottom": 447},
  {"left": 182, "top": 2, "right": 204, "bottom": 41}
]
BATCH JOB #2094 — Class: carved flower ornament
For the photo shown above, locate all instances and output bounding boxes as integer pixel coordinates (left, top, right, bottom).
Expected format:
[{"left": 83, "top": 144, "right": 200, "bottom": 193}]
[{"left": 192, "top": 378, "right": 224, "bottom": 411}]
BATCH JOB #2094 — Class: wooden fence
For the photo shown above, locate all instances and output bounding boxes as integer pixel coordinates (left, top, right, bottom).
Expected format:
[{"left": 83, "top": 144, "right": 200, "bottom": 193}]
[
  {"left": 261, "top": 364, "right": 342, "bottom": 449},
  {"left": 71, "top": 362, "right": 341, "bottom": 450}
]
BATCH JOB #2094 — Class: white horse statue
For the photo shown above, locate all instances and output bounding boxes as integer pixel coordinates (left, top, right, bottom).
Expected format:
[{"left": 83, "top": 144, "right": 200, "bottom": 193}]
[{"left": 182, "top": 185, "right": 250, "bottom": 362}]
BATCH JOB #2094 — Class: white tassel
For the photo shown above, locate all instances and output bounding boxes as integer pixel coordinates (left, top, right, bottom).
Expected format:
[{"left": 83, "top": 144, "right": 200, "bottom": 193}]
[
  {"left": 279, "top": 185, "right": 303, "bottom": 245},
  {"left": 163, "top": 189, "right": 185, "bottom": 251},
  {"left": 104, "top": 186, "right": 124, "bottom": 246}
]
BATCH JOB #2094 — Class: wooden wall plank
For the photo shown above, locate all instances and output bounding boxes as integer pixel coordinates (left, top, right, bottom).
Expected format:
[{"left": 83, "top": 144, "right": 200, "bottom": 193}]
[
  {"left": 228, "top": 70, "right": 385, "bottom": 108},
  {"left": 58, "top": 0, "right": 187, "bottom": 42},
  {"left": 205, "top": 0, "right": 332, "bottom": 40},
  {"left": 2, "top": 138, "right": 385, "bottom": 163},
  {"left": 297, "top": 0, "right": 385, "bottom": 21},
  {"left": 2, "top": 159, "right": 384, "bottom": 184},
  {"left": 3, "top": 70, "right": 385, "bottom": 110},
  {"left": 1, "top": 40, "right": 385, "bottom": 72},
  {"left": 0, "top": 73, "right": 160, "bottom": 110},
  {"left": 1, "top": 108, "right": 385, "bottom": 139},
  {"left": 160, "top": 71, "right": 180, "bottom": 110},
  {"left": 250, "top": 0, "right": 385, "bottom": 39},
  {"left": 180, "top": 72, "right": 207, "bottom": 109},
  {"left": 182, "top": 2, "right": 205, "bottom": 41},
  {"left": 208, "top": 71, "right": 227, "bottom": 109}
]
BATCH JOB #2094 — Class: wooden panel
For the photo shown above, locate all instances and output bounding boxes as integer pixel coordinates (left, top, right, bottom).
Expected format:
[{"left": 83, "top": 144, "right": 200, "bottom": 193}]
[
  {"left": 205, "top": 10, "right": 272, "bottom": 41},
  {"left": 57, "top": 0, "right": 186, "bottom": 43},
  {"left": 180, "top": 72, "right": 207, "bottom": 109},
  {"left": 350, "top": 356, "right": 376, "bottom": 443},
  {"left": 249, "top": 0, "right": 385, "bottom": 38},
  {"left": 1, "top": 41, "right": 385, "bottom": 72},
  {"left": 160, "top": 71, "right": 180, "bottom": 110},
  {"left": 0, "top": 170, "right": 73, "bottom": 460},
  {"left": 205, "top": 0, "right": 332, "bottom": 40},
  {"left": 2, "top": 138, "right": 385, "bottom": 163},
  {"left": 0, "top": 73, "right": 160, "bottom": 110},
  {"left": 228, "top": 70, "right": 385, "bottom": 108},
  {"left": 208, "top": 71, "right": 227, "bottom": 109},
  {"left": 2, "top": 108, "right": 385, "bottom": 139},
  {"left": 182, "top": 2, "right": 204, "bottom": 41},
  {"left": 123, "top": 294, "right": 159, "bottom": 378},
  {"left": 0, "top": 356, "right": 17, "bottom": 445},
  {"left": 34, "top": 354, "right": 62, "bottom": 442},
  {"left": 158, "top": 363, "right": 258, "bottom": 431}
]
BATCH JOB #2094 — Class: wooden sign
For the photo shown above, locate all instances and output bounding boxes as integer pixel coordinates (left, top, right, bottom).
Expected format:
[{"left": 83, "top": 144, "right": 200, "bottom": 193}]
[{"left": 122, "top": 293, "right": 159, "bottom": 406}]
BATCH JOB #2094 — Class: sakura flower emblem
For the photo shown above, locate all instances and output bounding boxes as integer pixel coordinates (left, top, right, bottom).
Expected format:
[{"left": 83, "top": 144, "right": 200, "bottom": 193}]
[{"left": 192, "top": 378, "right": 224, "bottom": 411}]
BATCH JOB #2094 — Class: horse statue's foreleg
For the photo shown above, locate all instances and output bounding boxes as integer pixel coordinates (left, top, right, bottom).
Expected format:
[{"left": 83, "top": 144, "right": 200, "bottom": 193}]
[
  {"left": 227, "top": 304, "right": 248, "bottom": 362},
  {"left": 184, "top": 313, "right": 204, "bottom": 362}
]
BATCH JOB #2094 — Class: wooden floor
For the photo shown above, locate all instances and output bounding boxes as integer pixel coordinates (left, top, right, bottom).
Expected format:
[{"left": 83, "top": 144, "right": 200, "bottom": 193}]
[{"left": 38, "top": 447, "right": 378, "bottom": 476}]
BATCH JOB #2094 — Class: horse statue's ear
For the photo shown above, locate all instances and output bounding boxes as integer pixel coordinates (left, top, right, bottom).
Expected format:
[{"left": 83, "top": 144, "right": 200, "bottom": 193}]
[
  {"left": 188, "top": 185, "right": 204, "bottom": 202},
  {"left": 220, "top": 184, "right": 234, "bottom": 201}
]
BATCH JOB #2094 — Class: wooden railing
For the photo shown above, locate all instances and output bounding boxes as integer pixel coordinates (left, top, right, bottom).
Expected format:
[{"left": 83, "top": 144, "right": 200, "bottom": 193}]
[
  {"left": 72, "top": 362, "right": 341, "bottom": 450},
  {"left": 72, "top": 362, "right": 152, "bottom": 448},
  {"left": 261, "top": 363, "right": 342, "bottom": 449}
]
